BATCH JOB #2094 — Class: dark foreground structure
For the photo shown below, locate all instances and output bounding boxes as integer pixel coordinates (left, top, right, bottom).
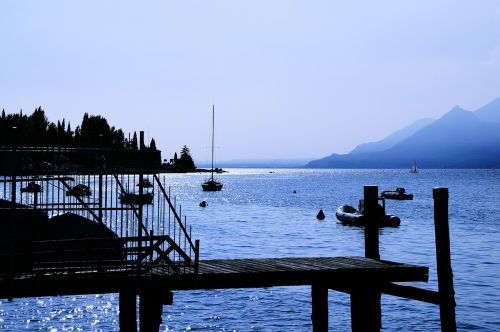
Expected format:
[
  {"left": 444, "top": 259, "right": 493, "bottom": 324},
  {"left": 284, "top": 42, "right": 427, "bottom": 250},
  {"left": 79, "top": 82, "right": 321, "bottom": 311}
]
[{"left": 0, "top": 136, "right": 456, "bottom": 331}]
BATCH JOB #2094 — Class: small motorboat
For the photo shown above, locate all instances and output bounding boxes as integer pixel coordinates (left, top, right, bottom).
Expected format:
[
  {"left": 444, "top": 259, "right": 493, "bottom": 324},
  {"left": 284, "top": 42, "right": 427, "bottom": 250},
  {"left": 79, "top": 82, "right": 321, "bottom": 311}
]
[
  {"left": 381, "top": 187, "right": 413, "bottom": 200},
  {"left": 119, "top": 192, "right": 154, "bottom": 205},
  {"left": 335, "top": 205, "right": 400, "bottom": 227},
  {"left": 66, "top": 184, "right": 92, "bottom": 197},
  {"left": 137, "top": 178, "right": 154, "bottom": 188},
  {"left": 21, "top": 182, "right": 43, "bottom": 193}
]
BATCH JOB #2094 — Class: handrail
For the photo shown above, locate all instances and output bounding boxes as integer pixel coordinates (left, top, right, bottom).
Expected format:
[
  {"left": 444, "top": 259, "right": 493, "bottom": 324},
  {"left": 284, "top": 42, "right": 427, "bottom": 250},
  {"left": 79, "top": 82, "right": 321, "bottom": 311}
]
[
  {"left": 0, "top": 235, "right": 193, "bottom": 276},
  {"left": 153, "top": 174, "right": 195, "bottom": 251}
]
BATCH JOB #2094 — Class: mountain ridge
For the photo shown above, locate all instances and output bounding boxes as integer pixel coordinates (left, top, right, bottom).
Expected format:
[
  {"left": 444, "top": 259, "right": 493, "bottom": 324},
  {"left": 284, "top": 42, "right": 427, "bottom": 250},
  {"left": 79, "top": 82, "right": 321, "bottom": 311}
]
[{"left": 306, "top": 97, "right": 500, "bottom": 168}]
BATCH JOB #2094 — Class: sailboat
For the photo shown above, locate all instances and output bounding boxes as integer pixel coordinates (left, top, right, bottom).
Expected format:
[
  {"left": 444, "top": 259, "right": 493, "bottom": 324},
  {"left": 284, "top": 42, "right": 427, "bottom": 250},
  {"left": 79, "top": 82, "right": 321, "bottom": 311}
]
[
  {"left": 202, "top": 105, "right": 223, "bottom": 191},
  {"left": 410, "top": 160, "right": 418, "bottom": 173}
]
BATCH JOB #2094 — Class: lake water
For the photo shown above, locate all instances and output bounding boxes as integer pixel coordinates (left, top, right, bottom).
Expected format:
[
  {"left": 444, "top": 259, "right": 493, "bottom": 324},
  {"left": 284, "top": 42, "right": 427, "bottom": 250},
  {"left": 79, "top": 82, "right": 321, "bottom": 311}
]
[{"left": 1, "top": 169, "right": 499, "bottom": 331}]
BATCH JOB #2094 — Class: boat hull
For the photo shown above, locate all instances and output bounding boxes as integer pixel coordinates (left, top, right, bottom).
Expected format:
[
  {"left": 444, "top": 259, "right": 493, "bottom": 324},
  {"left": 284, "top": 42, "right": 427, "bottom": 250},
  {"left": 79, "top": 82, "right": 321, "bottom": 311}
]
[
  {"left": 202, "top": 180, "right": 223, "bottom": 191},
  {"left": 335, "top": 205, "right": 400, "bottom": 227},
  {"left": 66, "top": 184, "right": 92, "bottom": 197},
  {"left": 381, "top": 192, "right": 413, "bottom": 200},
  {"left": 119, "top": 193, "right": 154, "bottom": 205}
]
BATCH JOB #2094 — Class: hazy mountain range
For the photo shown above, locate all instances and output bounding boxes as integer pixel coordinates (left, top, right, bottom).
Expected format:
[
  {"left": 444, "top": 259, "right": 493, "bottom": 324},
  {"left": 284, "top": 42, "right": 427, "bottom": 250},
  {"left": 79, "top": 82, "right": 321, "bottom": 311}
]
[{"left": 306, "top": 97, "right": 500, "bottom": 168}]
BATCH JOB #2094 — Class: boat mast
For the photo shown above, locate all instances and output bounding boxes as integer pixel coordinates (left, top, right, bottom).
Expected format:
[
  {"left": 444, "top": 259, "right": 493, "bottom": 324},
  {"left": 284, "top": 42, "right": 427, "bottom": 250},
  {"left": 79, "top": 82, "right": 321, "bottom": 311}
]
[{"left": 211, "top": 105, "right": 215, "bottom": 181}]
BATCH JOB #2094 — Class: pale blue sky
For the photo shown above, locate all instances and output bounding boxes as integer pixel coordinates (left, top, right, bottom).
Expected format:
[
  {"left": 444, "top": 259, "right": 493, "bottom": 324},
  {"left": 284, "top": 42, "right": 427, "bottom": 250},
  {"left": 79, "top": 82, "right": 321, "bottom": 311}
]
[{"left": 1, "top": 1, "right": 500, "bottom": 161}]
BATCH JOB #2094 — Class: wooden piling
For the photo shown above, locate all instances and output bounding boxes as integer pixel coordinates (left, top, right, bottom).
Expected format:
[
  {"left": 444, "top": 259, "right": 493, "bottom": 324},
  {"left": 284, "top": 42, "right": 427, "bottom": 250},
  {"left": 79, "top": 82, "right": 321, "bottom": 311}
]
[
  {"left": 98, "top": 174, "right": 103, "bottom": 224},
  {"left": 311, "top": 284, "right": 328, "bottom": 332},
  {"left": 433, "top": 187, "right": 457, "bottom": 332},
  {"left": 138, "top": 131, "right": 145, "bottom": 267},
  {"left": 351, "top": 284, "right": 382, "bottom": 332},
  {"left": 10, "top": 127, "right": 17, "bottom": 208},
  {"left": 350, "top": 185, "right": 381, "bottom": 331},
  {"left": 364, "top": 185, "right": 380, "bottom": 260},
  {"left": 139, "top": 289, "right": 173, "bottom": 332},
  {"left": 8, "top": 127, "right": 18, "bottom": 301},
  {"left": 119, "top": 291, "right": 137, "bottom": 332},
  {"left": 194, "top": 239, "right": 200, "bottom": 274}
]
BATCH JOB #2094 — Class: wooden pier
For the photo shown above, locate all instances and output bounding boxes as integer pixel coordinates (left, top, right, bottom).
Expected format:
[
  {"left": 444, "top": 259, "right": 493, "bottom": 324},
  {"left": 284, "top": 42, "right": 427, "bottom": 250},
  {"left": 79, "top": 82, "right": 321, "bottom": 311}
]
[
  {"left": 0, "top": 256, "right": 428, "bottom": 331},
  {"left": 0, "top": 137, "right": 456, "bottom": 331},
  {"left": 0, "top": 256, "right": 428, "bottom": 297}
]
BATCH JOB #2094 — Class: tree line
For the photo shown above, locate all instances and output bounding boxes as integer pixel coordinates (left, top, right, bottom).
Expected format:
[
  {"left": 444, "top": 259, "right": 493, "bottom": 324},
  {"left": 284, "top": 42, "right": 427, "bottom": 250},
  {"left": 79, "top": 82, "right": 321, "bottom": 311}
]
[
  {"left": 0, "top": 107, "right": 156, "bottom": 150},
  {"left": 0, "top": 106, "right": 199, "bottom": 171}
]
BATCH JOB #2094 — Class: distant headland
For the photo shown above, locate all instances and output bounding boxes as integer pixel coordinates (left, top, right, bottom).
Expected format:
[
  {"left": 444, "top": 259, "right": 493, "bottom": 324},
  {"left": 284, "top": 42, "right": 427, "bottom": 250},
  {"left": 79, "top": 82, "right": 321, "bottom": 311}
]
[
  {"left": 0, "top": 107, "right": 205, "bottom": 174},
  {"left": 306, "top": 96, "right": 500, "bottom": 169}
]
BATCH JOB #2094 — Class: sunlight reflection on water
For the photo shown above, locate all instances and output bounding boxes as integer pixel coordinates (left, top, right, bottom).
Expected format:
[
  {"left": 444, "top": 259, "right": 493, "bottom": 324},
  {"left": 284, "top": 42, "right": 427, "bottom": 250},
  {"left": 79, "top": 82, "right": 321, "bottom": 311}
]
[{"left": 1, "top": 169, "right": 499, "bottom": 331}]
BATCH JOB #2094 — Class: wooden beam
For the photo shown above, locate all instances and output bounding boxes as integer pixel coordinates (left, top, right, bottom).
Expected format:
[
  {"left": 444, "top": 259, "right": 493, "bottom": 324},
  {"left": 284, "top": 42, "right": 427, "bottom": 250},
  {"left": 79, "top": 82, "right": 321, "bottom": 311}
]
[{"left": 382, "top": 282, "right": 440, "bottom": 304}]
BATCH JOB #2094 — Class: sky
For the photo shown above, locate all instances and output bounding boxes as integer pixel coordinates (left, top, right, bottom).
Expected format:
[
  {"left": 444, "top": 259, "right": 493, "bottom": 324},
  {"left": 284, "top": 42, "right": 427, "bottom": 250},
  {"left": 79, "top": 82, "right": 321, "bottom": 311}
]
[{"left": 1, "top": 1, "right": 500, "bottom": 162}]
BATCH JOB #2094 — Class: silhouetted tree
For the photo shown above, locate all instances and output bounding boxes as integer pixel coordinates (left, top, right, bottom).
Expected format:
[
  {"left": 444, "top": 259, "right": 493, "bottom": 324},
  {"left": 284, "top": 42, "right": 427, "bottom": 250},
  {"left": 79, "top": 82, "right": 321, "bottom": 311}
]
[
  {"left": 149, "top": 138, "right": 157, "bottom": 150},
  {"left": 109, "top": 127, "right": 125, "bottom": 148},
  {"left": 66, "top": 122, "right": 73, "bottom": 147},
  {"left": 176, "top": 145, "right": 196, "bottom": 171},
  {"left": 29, "top": 107, "right": 49, "bottom": 146},
  {"left": 132, "top": 132, "right": 138, "bottom": 150},
  {"left": 78, "top": 113, "right": 112, "bottom": 147}
]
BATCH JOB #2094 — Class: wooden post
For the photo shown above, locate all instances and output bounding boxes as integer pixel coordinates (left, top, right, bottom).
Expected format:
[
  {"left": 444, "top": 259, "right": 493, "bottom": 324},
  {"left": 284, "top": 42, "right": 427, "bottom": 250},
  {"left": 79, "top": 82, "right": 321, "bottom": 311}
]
[
  {"left": 7, "top": 127, "right": 18, "bottom": 301},
  {"left": 119, "top": 291, "right": 137, "bottom": 332},
  {"left": 350, "top": 185, "right": 381, "bottom": 331},
  {"left": 364, "top": 185, "right": 380, "bottom": 260},
  {"left": 138, "top": 131, "right": 145, "bottom": 269},
  {"left": 311, "top": 284, "right": 328, "bottom": 332},
  {"left": 139, "top": 290, "right": 173, "bottom": 332},
  {"left": 98, "top": 174, "right": 103, "bottom": 224},
  {"left": 433, "top": 187, "right": 457, "bottom": 332},
  {"left": 350, "top": 285, "right": 381, "bottom": 332},
  {"left": 10, "top": 127, "right": 17, "bottom": 208},
  {"left": 194, "top": 239, "right": 200, "bottom": 274}
]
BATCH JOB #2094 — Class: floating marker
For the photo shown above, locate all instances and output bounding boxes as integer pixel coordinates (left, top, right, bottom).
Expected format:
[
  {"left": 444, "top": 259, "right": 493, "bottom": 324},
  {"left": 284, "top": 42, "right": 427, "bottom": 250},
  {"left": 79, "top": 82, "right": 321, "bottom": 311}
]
[{"left": 317, "top": 209, "right": 325, "bottom": 220}]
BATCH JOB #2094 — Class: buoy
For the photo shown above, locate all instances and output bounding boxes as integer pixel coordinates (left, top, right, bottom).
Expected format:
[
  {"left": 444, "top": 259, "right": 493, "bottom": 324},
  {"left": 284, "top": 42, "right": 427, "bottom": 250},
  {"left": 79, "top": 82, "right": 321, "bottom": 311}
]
[
  {"left": 199, "top": 201, "right": 207, "bottom": 207},
  {"left": 316, "top": 209, "right": 325, "bottom": 220},
  {"left": 293, "top": 190, "right": 297, "bottom": 194}
]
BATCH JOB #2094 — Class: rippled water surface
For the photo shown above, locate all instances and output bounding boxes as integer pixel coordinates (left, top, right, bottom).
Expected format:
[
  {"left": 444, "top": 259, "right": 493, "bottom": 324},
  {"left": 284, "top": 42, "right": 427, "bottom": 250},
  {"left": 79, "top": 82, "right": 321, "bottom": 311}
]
[{"left": 1, "top": 169, "right": 499, "bottom": 331}]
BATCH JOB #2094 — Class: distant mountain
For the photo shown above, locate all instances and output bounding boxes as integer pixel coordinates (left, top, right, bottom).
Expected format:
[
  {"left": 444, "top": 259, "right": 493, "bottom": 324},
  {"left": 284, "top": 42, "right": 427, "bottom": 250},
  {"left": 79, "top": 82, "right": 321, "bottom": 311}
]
[
  {"left": 306, "top": 98, "right": 500, "bottom": 169},
  {"left": 474, "top": 97, "right": 500, "bottom": 123},
  {"left": 350, "top": 118, "right": 434, "bottom": 154}
]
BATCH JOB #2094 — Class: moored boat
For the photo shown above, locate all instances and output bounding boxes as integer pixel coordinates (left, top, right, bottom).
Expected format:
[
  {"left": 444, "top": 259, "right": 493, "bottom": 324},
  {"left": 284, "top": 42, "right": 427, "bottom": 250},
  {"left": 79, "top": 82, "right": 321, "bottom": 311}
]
[
  {"left": 410, "top": 160, "right": 418, "bottom": 173},
  {"left": 119, "top": 192, "right": 154, "bottom": 205},
  {"left": 202, "top": 180, "right": 223, "bottom": 192},
  {"left": 381, "top": 187, "right": 413, "bottom": 200},
  {"left": 21, "top": 182, "right": 43, "bottom": 193},
  {"left": 66, "top": 184, "right": 92, "bottom": 197},
  {"left": 137, "top": 178, "right": 154, "bottom": 188},
  {"left": 202, "top": 105, "right": 223, "bottom": 191},
  {"left": 335, "top": 204, "right": 400, "bottom": 227}
]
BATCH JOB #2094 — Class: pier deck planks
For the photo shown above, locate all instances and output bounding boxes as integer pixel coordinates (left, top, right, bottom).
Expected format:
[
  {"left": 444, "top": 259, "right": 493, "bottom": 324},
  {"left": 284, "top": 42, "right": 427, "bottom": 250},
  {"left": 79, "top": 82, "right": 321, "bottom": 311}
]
[{"left": 0, "top": 256, "right": 428, "bottom": 299}]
